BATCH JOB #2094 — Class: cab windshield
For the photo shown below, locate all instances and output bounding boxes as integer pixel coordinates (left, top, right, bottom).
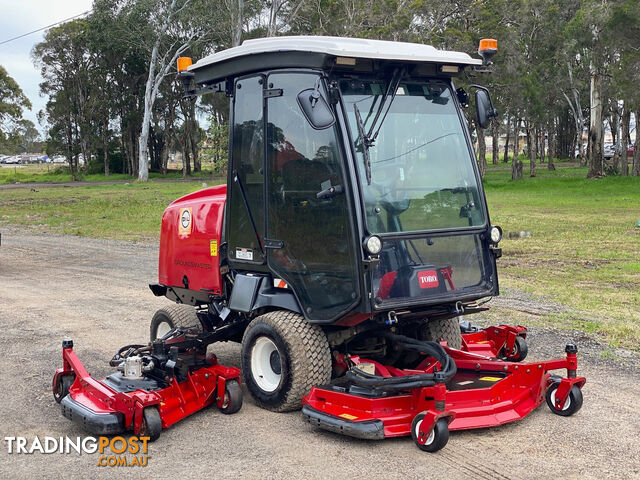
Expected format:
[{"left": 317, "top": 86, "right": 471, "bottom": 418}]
[{"left": 340, "top": 78, "right": 485, "bottom": 234}]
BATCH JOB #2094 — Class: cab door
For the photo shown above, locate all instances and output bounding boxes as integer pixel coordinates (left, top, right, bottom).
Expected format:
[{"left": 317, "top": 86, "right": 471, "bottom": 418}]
[
  {"left": 227, "top": 75, "right": 266, "bottom": 270},
  {"left": 265, "top": 72, "right": 359, "bottom": 322}
]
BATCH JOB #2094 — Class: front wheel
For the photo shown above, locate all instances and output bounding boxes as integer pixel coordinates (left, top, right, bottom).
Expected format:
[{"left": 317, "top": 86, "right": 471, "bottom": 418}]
[
  {"left": 411, "top": 415, "right": 450, "bottom": 452},
  {"left": 420, "top": 317, "right": 462, "bottom": 349},
  {"left": 139, "top": 407, "right": 162, "bottom": 442},
  {"left": 53, "top": 374, "right": 75, "bottom": 404},
  {"left": 219, "top": 380, "right": 243, "bottom": 414},
  {"left": 241, "top": 311, "right": 331, "bottom": 412},
  {"left": 546, "top": 383, "right": 583, "bottom": 416}
]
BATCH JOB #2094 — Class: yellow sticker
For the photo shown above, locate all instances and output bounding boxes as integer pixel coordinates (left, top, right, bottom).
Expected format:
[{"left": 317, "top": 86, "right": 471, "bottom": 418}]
[
  {"left": 210, "top": 239, "right": 218, "bottom": 256},
  {"left": 338, "top": 413, "right": 358, "bottom": 421},
  {"left": 178, "top": 207, "right": 192, "bottom": 236},
  {"left": 479, "top": 376, "right": 503, "bottom": 382}
]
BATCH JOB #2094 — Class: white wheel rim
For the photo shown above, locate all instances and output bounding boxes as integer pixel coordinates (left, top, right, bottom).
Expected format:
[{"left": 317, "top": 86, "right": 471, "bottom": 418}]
[
  {"left": 414, "top": 418, "right": 435, "bottom": 446},
  {"left": 251, "top": 337, "right": 282, "bottom": 392},
  {"left": 550, "top": 388, "right": 571, "bottom": 411},
  {"left": 156, "top": 321, "right": 172, "bottom": 339}
]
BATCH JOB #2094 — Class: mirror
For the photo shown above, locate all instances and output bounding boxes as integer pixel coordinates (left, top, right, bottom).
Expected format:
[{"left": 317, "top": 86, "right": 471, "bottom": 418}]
[
  {"left": 297, "top": 88, "right": 335, "bottom": 130},
  {"left": 475, "top": 89, "right": 491, "bottom": 129}
]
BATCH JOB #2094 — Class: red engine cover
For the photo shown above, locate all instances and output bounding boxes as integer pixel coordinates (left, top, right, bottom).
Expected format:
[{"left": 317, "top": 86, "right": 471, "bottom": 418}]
[{"left": 158, "top": 185, "right": 226, "bottom": 296}]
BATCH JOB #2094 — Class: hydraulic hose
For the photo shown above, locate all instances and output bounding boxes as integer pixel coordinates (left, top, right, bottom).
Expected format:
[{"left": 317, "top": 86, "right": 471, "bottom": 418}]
[{"left": 345, "top": 332, "right": 456, "bottom": 390}]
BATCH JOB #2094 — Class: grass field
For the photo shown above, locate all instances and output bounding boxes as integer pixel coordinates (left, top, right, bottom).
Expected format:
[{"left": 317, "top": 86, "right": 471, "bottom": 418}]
[
  {"left": 0, "top": 163, "right": 218, "bottom": 184},
  {"left": 1, "top": 160, "right": 639, "bottom": 349}
]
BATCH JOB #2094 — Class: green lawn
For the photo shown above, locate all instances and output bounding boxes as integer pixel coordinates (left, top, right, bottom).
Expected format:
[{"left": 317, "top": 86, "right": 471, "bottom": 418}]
[
  {"left": 1, "top": 162, "right": 639, "bottom": 349},
  {"left": 0, "top": 182, "right": 208, "bottom": 241},
  {"left": 483, "top": 162, "right": 640, "bottom": 350}
]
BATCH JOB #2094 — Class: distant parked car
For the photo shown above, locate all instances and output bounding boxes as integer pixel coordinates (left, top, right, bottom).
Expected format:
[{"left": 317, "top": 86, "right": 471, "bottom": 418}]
[
  {"left": 603, "top": 144, "right": 616, "bottom": 159},
  {"left": 4, "top": 156, "right": 20, "bottom": 164}
]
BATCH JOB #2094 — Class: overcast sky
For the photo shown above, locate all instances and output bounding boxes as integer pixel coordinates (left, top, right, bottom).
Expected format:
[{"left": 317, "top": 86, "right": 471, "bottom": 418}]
[{"left": 0, "top": 0, "right": 94, "bottom": 133}]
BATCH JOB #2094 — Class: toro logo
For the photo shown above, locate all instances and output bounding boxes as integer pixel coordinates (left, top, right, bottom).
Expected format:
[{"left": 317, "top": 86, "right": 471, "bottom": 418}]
[
  {"left": 417, "top": 270, "right": 439, "bottom": 289},
  {"left": 178, "top": 207, "right": 192, "bottom": 236}
]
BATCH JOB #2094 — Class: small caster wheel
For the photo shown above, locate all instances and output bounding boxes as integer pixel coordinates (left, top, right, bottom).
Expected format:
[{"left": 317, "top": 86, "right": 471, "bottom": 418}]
[
  {"left": 546, "top": 383, "right": 583, "bottom": 416},
  {"left": 53, "top": 374, "right": 75, "bottom": 404},
  {"left": 219, "top": 380, "right": 243, "bottom": 414},
  {"left": 139, "top": 406, "right": 162, "bottom": 441},
  {"left": 411, "top": 414, "right": 449, "bottom": 452},
  {"left": 501, "top": 336, "right": 528, "bottom": 362}
]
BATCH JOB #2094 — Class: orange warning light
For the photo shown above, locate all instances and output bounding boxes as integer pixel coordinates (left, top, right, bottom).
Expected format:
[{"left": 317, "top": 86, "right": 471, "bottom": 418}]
[
  {"left": 177, "top": 57, "right": 193, "bottom": 72},
  {"left": 478, "top": 38, "right": 497, "bottom": 54}
]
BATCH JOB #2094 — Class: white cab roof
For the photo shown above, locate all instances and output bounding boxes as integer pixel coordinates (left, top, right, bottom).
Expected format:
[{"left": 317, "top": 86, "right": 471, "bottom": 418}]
[{"left": 190, "top": 36, "right": 481, "bottom": 71}]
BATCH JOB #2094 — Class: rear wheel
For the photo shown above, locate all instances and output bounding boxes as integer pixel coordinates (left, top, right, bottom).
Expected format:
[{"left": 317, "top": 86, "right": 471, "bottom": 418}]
[
  {"left": 150, "top": 304, "right": 202, "bottom": 341},
  {"left": 241, "top": 311, "right": 331, "bottom": 412},
  {"left": 420, "top": 317, "right": 462, "bottom": 349}
]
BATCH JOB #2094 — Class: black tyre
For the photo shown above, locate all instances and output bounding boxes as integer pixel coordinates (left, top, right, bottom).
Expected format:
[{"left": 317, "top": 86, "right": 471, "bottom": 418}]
[
  {"left": 411, "top": 415, "right": 450, "bottom": 452},
  {"left": 420, "top": 317, "right": 463, "bottom": 349},
  {"left": 501, "top": 336, "right": 528, "bottom": 362},
  {"left": 219, "top": 380, "right": 243, "bottom": 414},
  {"left": 139, "top": 407, "right": 162, "bottom": 441},
  {"left": 546, "top": 383, "right": 583, "bottom": 416},
  {"left": 241, "top": 311, "right": 331, "bottom": 412},
  {"left": 150, "top": 304, "right": 202, "bottom": 341},
  {"left": 53, "top": 374, "right": 75, "bottom": 404}
]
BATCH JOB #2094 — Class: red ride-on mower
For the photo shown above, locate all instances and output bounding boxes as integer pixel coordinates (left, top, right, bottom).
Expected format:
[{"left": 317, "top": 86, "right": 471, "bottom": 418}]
[
  {"left": 52, "top": 328, "right": 242, "bottom": 441},
  {"left": 303, "top": 327, "right": 585, "bottom": 452}
]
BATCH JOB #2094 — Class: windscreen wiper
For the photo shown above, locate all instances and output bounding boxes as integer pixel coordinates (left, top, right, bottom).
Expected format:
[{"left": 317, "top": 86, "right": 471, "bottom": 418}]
[
  {"left": 367, "top": 67, "right": 405, "bottom": 143},
  {"left": 352, "top": 68, "right": 405, "bottom": 185},
  {"left": 353, "top": 104, "right": 372, "bottom": 185}
]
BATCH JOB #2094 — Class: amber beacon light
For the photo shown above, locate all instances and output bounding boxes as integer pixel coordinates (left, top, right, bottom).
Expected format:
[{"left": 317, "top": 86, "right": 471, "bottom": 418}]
[
  {"left": 177, "top": 57, "right": 193, "bottom": 72},
  {"left": 478, "top": 38, "right": 497, "bottom": 65}
]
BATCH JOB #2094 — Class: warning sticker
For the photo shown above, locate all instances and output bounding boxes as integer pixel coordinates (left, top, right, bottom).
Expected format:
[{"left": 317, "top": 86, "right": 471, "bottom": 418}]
[
  {"left": 178, "top": 207, "right": 192, "bottom": 236},
  {"left": 338, "top": 413, "right": 358, "bottom": 421},
  {"left": 479, "top": 376, "right": 503, "bottom": 382},
  {"left": 210, "top": 240, "right": 218, "bottom": 256},
  {"left": 236, "top": 248, "right": 253, "bottom": 261}
]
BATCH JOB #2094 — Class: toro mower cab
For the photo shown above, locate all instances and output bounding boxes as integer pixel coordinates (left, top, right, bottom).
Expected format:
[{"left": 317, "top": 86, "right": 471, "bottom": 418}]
[
  {"left": 55, "top": 37, "right": 585, "bottom": 452},
  {"left": 160, "top": 36, "right": 502, "bottom": 324}
]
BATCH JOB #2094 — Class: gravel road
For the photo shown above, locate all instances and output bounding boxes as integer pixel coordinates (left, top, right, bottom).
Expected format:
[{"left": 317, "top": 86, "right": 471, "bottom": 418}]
[{"left": 0, "top": 229, "right": 638, "bottom": 479}]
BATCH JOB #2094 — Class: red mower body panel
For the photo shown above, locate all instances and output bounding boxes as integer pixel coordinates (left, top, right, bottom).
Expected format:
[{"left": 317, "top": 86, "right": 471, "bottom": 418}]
[{"left": 158, "top": 185, "right": 227, "bottom": 296}]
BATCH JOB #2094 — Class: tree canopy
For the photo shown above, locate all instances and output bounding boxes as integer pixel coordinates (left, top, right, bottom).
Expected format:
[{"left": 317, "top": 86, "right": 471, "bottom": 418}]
[{"left": 26, "top": 0, "right": 640, "bottom": 179}]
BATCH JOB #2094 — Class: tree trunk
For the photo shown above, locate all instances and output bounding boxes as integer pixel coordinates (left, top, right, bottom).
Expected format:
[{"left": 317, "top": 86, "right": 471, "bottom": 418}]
[
  {"left": 621, "top": 108, "right": 630, "bottom": 176},
  {"left": 103, "top": 132, "right": 110, "bottom": 176},
  {"left": 548, "top": 121, "right": 556, "bottom": 171},
  {"left": 529, "top": 124, "right": 537, "bottom": 177},
  {"left": 587, "top": 68, "right": 604, "bottom": 178},
  {"left": 539, "top": 128, "right": 545, "bottom": 163},
  {"left": 512, "top": 118, "right": 522, "bottom": 180},
  {"left": 477, "top": 125, "right": 487, "bottom": 178},
  {"left": 503, "top": 114, "right": 511, "bottom": 163},
  {"left": 491, "top": 117, "right": 499, "bottom": 165},
  {"left": 633, "top": 110, "right": 640, "bottom": 176}
]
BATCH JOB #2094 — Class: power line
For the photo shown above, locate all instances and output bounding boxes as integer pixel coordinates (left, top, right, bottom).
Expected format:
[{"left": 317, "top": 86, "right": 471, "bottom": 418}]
[{"left": 0, "top": 10, "right": 93, "bottom": 46}]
